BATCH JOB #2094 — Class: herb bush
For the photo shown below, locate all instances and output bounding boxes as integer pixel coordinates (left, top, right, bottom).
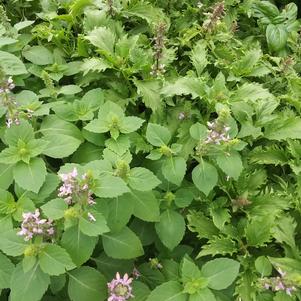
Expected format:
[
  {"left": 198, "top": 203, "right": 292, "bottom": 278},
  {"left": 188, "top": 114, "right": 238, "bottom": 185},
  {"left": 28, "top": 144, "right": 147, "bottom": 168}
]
[{"left": 0, "top": 0, "right": 301, "bottom": 300}]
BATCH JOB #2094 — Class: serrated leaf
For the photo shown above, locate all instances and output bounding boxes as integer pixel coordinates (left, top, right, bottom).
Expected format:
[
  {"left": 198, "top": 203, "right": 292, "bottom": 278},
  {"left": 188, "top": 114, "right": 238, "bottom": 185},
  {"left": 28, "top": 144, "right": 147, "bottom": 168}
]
[
  {"left": 41, "top": 198, "right": 68, "bottom": 220},
  {"left": 197, "top": 237, "right": 237, "bottom": 258},
  {"left": 146, "top": 123, "right": 171, "bottom": 147},
  {"left": 85, "top": 27, "right": 115, "bottom": 54}
]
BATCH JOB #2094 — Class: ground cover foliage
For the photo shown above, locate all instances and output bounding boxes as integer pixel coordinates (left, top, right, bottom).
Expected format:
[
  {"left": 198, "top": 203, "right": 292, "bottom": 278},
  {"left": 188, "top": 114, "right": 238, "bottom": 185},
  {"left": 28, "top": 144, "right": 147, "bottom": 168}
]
[{"left": 0, "top": 0, "right": 301, "bottom": 300}]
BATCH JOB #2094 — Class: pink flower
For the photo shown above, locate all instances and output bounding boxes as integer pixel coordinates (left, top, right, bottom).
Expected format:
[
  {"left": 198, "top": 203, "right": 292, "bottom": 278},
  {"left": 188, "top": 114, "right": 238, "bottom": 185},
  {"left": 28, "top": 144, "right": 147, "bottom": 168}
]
[
  {"left": 107, "top": 273, "right": 134, "bottom": 301},
  {"left": 88, "top": 212, "right": 96, "bottom": 222}
]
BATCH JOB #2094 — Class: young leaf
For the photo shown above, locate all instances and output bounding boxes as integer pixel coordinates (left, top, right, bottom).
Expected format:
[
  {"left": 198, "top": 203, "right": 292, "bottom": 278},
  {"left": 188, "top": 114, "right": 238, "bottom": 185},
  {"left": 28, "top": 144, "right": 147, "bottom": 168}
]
[
  {"left": 155, "top": 210, "right": 185, "bottom": 250},
  {"left": 128, "top": 167, "right": 161, "bottom": 191},
  {"left": 68, "top": 266, "right": 107, "bottom": 301},
  {"left": 102, "top": 227, "right": 144, "bottom": 259},
  {"left": 201, "top": 258, "right": 240, "bottom": 290},
  {"left": 39, "top": 244, "right": 75, "bottom": 276}
]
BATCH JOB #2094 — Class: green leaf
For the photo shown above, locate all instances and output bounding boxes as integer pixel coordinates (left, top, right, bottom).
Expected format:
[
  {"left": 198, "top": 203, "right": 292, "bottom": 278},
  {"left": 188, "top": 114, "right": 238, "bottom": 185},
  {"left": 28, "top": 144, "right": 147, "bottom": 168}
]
[
  {"left": 120, "top": 116, "right": 145, "bottom": 134},
  {"left": 162, "top": 157, "right": 186, "bottom": 186},
  {"left": 81, "top": 57, "right": 111, "bottom": 75},
  {"left": 4, "top": 120, "right": 34, "bottom": 146},
  {"left": 146, "top": 123, "right": 171, "bottom": 147},
  {"left": 162, "top": 77, "right": 204, "bottom": 99},
  {"left": 102, "top": 227, "right": 144, "bottom": 259},
  {"left": 215, "top": 151, "right": 243, "bottom": 180},
  {"left": 39, "top": 244, "right": 75, "bottom": 276},
  {"left": 129, "top": 190, "right": 160, "bottom": 222},
  {"left": 146, "top": 281, "right": 187, "bottom": 301},
  {"left": 92, "top": 175, "right": 130, "bottom": 198},
  {"left": 0, "top": 50, "right": 27, "bottom": 75},
  {"left": 128, "top": 167, "right": 161, "bottom": 191},
  {"left": 190, "top": 123, "right": 207, "bottom": 140},
  {"left": 59, "top": 85, "right": 82, "bottom": 95},
  {"left": 133, "top": 79, "right": 162, "bottom": 112},
  {"left": 264, "top": 117, "right": 301, "bottom": 140},
  {"left": 68, "top": 266, "right": 107, "bottom": 301},
  {"left": 0, "top": 229, "right": 27, "bottom": 256},
  {"left": 61, "top": 225, "right": 98, "bottom": 266},
  {"left": 180, "top": 257, "right": 201, "bottom": 284},
  {"left": 245, "top": 216, "right": 273, "bottom": 247},
  {"left": 0, "top": 163, "right": 13, "bottom": 189},
  {"left": 10, "top": 263, "right": 50, "bottom": 301},
  {"left": 190, "top": 41, "right": 208, "bottom": 76},
  {"left": 155, "top": 210, "right": 185, "bottom": 250},
  {"left": 189, "top": 289, "right": 216, "bottom": 301},
  {"left": 266, "top": 24, "right": 288, "bottom": 52},
  {"left": 41, "top": 198, "right": 68, "bottom": 220},
  {"left": 40, "top": 116, "right": 83, "bottom": 158},
  {"left": 192, "top": 161, "right": 218, "bottom": 196},
  {"left": 22, "top": 46, "right": 54, "bottom": 65},
  {"left": 85, "top": 27, "right": 116, "bottom": 54},
  {"left": 0, "top": 252, "right": 14, "bottom": 289},
  {"left": 255, "top": 256, "right": 272, "bottom": 277},
  {"left": 13, "top": 157, "right": 47, "bottom": 193},
  {"left": 79, "top": 211, "right": 109, "bottom": 236},
  {"left": 197, "top": 236, "right": 237, "bottom": 258},
  {"left": 97, "top": 196, "right": 134, "bottom": 233},
  {"left": 201, "top": 258, "right": 240, "bottom": 290},
  {"left": 132, "top": 281, "right": 151, "bottom": 301}
]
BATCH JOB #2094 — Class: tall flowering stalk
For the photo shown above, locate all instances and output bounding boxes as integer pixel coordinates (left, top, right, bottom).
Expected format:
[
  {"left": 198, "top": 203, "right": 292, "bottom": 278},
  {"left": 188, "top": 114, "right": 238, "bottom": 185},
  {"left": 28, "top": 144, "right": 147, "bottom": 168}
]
[
  {"left": 150, "top": 23, "right": 167, "bottom": 77},
  {"left": 58, "top": 168, "right": 96, "bottom": 222},
  {"left": 17, "top": 209, "right": 54, "bottom": 241},
  {"left": 107, "top": 273, "right": 134, "bottom": 301},
  {"left": 203, "top": 2, "right": 225, "bottom": 32}
]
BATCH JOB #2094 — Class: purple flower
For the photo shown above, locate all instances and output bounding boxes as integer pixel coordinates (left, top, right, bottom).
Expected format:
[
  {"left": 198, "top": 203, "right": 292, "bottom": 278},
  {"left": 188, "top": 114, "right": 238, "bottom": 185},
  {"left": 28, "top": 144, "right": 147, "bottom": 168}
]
[
  {"left": 132, "top": 267, "right": 140, "bottom": 279},
  {"left": 205, "top": 120, "right": 231, "bottom": 145},
  {"left": 107, "top": 273, "right": 134, "bottom": 301},
  {"left": 17, "top": 209, "right": 54, "bottom": 241}
]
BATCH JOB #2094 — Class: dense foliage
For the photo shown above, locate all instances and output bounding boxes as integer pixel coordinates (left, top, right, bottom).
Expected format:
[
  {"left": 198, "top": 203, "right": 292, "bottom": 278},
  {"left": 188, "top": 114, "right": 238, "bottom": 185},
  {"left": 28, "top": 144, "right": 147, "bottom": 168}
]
[{"left": 1, "top": 0, "right": 301, "bottom": 300}]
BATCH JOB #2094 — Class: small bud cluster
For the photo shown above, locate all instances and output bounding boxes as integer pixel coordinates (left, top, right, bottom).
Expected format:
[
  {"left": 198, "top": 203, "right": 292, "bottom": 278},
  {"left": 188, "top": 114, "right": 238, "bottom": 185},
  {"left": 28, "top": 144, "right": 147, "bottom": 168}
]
[
  {"left": 205, "top": 120, "right": 231, "bottom": 145},
  {"left": 0, "top": 76, "right": 15, "bottom": 94},
  {"left": 203, "top": 2, "right": 225, "bottom": 32},
  {"left": 17, "top": 209, "right": 54, "bottom": 241},
  {"left": 261, "top": 268, "right": 297, "bottom": 296},
  {"left": 150, "top": 23, "right": 167, "bottom": 77},
  {"left": 58, "top": 168, "right": 96, "bottom": 222},
  {"left": 149, "top": 257, "right": 163, "bottom": 269},
  {"left": 107, "top": 272, "right": 134, "bottom": 301}
]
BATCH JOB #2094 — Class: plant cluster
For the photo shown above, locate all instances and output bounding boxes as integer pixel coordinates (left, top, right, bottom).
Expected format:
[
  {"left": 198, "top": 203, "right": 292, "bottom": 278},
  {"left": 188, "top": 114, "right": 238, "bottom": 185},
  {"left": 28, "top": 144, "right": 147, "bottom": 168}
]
[{"left": 0, "top": 0, "right": 301, "bottom": 301}]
